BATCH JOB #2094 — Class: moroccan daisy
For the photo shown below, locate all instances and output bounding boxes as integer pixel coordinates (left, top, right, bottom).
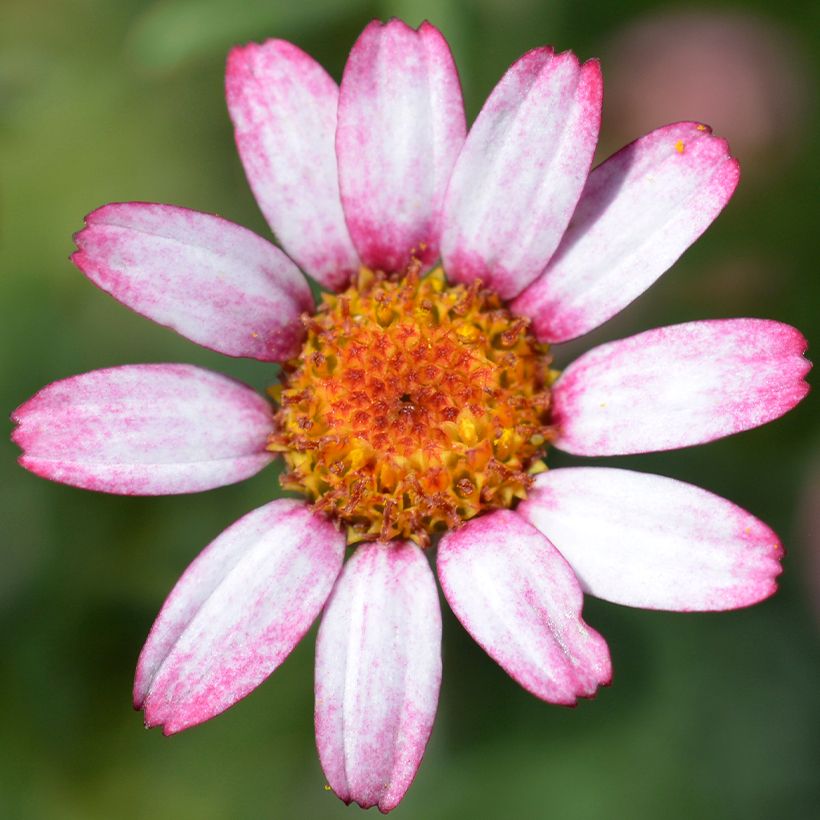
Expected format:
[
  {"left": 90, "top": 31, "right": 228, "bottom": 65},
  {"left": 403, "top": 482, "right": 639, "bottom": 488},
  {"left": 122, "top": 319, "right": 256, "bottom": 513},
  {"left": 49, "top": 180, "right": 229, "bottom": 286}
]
[{"left": 11, "top": 18, "right": 810, "bottom": 813}]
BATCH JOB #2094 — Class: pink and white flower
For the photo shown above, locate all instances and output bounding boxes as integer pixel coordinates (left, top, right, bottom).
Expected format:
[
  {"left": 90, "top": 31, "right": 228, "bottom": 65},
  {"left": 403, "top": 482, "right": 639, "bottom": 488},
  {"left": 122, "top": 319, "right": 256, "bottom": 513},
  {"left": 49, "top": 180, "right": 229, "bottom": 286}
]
[{"left": 11, "top": 19, "right": 810, "bottom": 813}]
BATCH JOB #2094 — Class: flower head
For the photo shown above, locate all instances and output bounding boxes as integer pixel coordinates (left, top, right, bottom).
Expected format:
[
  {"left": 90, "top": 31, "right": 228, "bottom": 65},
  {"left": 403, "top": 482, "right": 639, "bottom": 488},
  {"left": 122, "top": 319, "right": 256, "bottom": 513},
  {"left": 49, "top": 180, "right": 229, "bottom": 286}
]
[
  {"left": 271, "top": 265, "right": 555, "bottom": 545},
  {"left": 11, "top": 18, "right": 810, "bottom": 813}
]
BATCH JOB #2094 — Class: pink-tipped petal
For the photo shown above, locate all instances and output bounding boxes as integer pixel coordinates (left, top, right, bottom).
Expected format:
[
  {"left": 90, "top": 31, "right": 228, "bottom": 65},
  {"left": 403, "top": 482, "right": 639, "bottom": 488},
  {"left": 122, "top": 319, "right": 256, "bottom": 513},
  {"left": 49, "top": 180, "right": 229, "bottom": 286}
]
[
  {"left": 513, "top": 123, "right": 741, "bottom": 342},
  {"left": 72, "top": 203, "right": 312, "bottom": 361},
  {"left": 135, "top": 499, "right": 344, "bottom": 734},
  {"left": 226, "top": 40, "right": 359, "bottom": 292},
  {"left": 441, "top": 49, "right": 602, "bottom": 299},
  {"left": 437, "top": 510, "right": 611, "bottom": 704},
  {"left": 315, "top": 541, "right": 441, "bottom": 813},
  {"left": 336, "top": 19, "right": 466, "bottom": 272},
  {"left": 518, "top": 468, "right": 783, "bottom": 611},
  {"left": 553, "top": 319, "right": 811, "bottom": 456},
  {"left": 12, "top": 364, "right": 274, "bottom": 494}
]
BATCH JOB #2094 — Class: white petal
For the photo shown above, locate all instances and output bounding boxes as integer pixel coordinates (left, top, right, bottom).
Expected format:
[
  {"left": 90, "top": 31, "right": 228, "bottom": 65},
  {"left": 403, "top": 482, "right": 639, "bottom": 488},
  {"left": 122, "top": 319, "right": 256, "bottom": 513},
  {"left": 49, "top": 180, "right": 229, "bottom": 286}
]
[
  {"left": 337, "top": 20, "right": 466, "bottom": 272},
  {"left": 135, "top": 500, "right": 345, "bottom": 733},
  {"left": 553, "top": 319, "right": 811, "bottom": 455},
  {"left": 73, "top": 203, "right": 312, "bottom": 360},
  {"left": 226, "top": 40, "right": 359, "bottom": 291},
  {"left": 315, "top": 541, "right": 441, "bottom": 812},
  {"left": 437, "top": 510, "right": 610, "bottom": 704},
  {"left": 513, "top": 122, "right": 740, "bottom": 342},
  {"left": 518, "top": 468, "right": 783, "bottom": 610},
  {"left": 442, "top": 48, "right": 602, "bottom": 299},
  {"left": 13, "top": 364, "right": 274, "bottom": 494}
]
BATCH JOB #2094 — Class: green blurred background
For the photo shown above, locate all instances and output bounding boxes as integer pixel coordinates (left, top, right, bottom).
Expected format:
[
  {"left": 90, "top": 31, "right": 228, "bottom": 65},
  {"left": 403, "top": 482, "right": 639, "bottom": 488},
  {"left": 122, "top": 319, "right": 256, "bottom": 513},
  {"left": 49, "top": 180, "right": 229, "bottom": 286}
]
[{"left": 2, "top": 1, "right": 818, "bottom": 817}]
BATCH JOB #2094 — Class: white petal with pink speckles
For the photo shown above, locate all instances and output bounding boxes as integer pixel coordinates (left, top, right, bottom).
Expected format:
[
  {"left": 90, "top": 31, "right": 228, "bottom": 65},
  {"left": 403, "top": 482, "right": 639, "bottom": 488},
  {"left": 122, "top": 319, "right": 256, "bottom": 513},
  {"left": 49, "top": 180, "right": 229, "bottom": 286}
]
[
  {"left": 226, "top": 40, "right": 359, "bottom": 292},
  {"left": 513, "top": 122, "right": 741, "bottom": 342},
  {"left": 73, "top": 203, "right": 313, "bottom": 361},
  {"left": 441, "top": 48, "right": 602, "bottom": 299},
  {"left": 437, "top": 510, "right": 611, "bottom": 704},
  {"left": 12, "top": 364, "right": 274, "bottom": 495},
  {"left": 553, "top": 319, "right": 811, "bottom": 456},
  {"left": 517, "top": 468, "right": 783, "bottom": 610},
  {"left": 337, "top": 19, "right": 466, "bottom": 272},
  {"left": 315, "top": 541, "right": 441, "bottom": 813},
  {"left": 135, "top": 499, "right": 344, "bottom": 734}
]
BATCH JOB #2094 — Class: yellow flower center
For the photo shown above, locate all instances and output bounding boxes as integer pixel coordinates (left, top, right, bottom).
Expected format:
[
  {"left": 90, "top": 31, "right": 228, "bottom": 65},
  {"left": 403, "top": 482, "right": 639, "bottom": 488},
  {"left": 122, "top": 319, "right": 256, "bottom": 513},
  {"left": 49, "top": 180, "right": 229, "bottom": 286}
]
[{"left": 268, "top": 265, "right": 556, "bottom": 546}]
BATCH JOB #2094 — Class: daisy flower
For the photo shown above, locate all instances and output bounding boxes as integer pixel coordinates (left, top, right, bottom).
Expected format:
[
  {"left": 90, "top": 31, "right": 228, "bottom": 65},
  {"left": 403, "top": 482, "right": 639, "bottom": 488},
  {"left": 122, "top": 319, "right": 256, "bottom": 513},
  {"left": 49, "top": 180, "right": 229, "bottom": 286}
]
[{"left": 11, "top": 18, "right": 810, "bottom": 813}]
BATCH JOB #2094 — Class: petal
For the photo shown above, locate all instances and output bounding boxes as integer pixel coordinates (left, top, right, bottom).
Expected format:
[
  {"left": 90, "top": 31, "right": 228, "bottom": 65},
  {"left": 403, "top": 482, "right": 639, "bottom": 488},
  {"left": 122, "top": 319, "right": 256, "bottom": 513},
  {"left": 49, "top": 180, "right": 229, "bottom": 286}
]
[
  {"left": 553, "top": 319, "right": 811, "bottom": 456},
  {"left": 518, "top": 468, "right": 783, "bottom": 611},
  {"left": 135, "top": 499, "right": 344, "bottom": 734},
  {"left": 441, "top": 49, "right": 602, "bottom": 299},
  {"left": 315, "top": 541, "right": 441, "bottom": 813},
  {"left": 437, "top": 510, "right": 610, "bottom": 704},
  {"left": 73, "top": 203, "right": 313, "bottom": 361},
  {"left": 12, "top": 364, "right": 274, "bottom": 494},
  {"left": 513, "top": 122, "right": 741, "bottom": 342},
  {"left": 336, "top": 20, "right": 466, "bottom": 272},
  {"left": 226, "top": 40, "right": 359, "bottom": 292}
]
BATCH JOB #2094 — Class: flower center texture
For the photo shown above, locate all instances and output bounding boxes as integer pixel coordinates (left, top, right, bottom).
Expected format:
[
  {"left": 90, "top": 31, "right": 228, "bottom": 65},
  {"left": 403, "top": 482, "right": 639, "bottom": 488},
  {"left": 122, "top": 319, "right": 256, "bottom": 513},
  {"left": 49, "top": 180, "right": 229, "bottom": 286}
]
[{"left": 269, "top": 266, "right": 556, "bottom": 546}]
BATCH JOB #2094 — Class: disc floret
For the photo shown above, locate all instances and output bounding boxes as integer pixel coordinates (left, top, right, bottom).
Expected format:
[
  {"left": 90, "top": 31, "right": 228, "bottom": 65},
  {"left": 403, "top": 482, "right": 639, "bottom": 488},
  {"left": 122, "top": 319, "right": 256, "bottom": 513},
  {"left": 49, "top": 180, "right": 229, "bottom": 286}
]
[{"left": 269, "top": 266, "right": 555, "bottom": 545}]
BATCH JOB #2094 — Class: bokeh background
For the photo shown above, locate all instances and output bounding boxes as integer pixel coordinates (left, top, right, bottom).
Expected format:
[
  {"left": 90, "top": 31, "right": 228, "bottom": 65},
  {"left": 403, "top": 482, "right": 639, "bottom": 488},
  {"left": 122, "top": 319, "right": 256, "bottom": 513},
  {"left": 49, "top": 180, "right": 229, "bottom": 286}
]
[{"left": 2, "top": 1, "right": 818, "bottom": 817}]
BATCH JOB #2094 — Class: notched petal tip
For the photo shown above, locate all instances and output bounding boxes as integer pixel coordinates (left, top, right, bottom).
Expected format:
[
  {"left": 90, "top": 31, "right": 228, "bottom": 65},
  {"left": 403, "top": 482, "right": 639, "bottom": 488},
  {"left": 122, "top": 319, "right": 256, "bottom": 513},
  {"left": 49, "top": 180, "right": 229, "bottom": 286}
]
[
  {"left": 71, "top": 202, "right": 117, "bottom": 254},
  {"left": 140, "top": 705, "right": 207, "bottom": 737},
  {"left": 779, "top": 324, "right": 812, "bottom": 403},
  {"left": 374, "top": 16, "right": 446, "bottom": 35},
  {"left": 70, "top": 210, "right": 101, "bottom": 259},
  {"left": 536, "top": 625, "right": 612, "bottom": 707},
  {"left": 9, "top": 406, "right": 24, "bottom": 443},
  {"left": 339, "top": 792, "right": 402, "bottom": 814},
  {"left": 792, "top": 326, "right": 812, "bottom": 358},
  {"left": 360, "top": 17, "right": 451, "bottom": 55},
  {"left": 140, "top": 704, "right": 198, "bottom": 737}
]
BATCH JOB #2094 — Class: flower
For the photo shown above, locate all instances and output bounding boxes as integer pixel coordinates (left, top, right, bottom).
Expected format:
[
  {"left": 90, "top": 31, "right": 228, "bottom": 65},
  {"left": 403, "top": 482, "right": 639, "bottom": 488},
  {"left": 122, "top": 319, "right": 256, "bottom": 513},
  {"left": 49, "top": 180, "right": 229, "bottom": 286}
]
[{"left": 11, "top": 17, "right": 810, "bottom": 813}]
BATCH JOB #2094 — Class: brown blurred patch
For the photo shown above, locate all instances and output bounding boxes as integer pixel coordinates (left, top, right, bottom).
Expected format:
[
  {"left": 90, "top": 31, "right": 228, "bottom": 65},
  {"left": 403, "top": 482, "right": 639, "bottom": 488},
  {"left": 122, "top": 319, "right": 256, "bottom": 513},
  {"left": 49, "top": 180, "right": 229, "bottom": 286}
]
[{"left": 600, "top": 11, "right": 811, "bottom": 176}]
